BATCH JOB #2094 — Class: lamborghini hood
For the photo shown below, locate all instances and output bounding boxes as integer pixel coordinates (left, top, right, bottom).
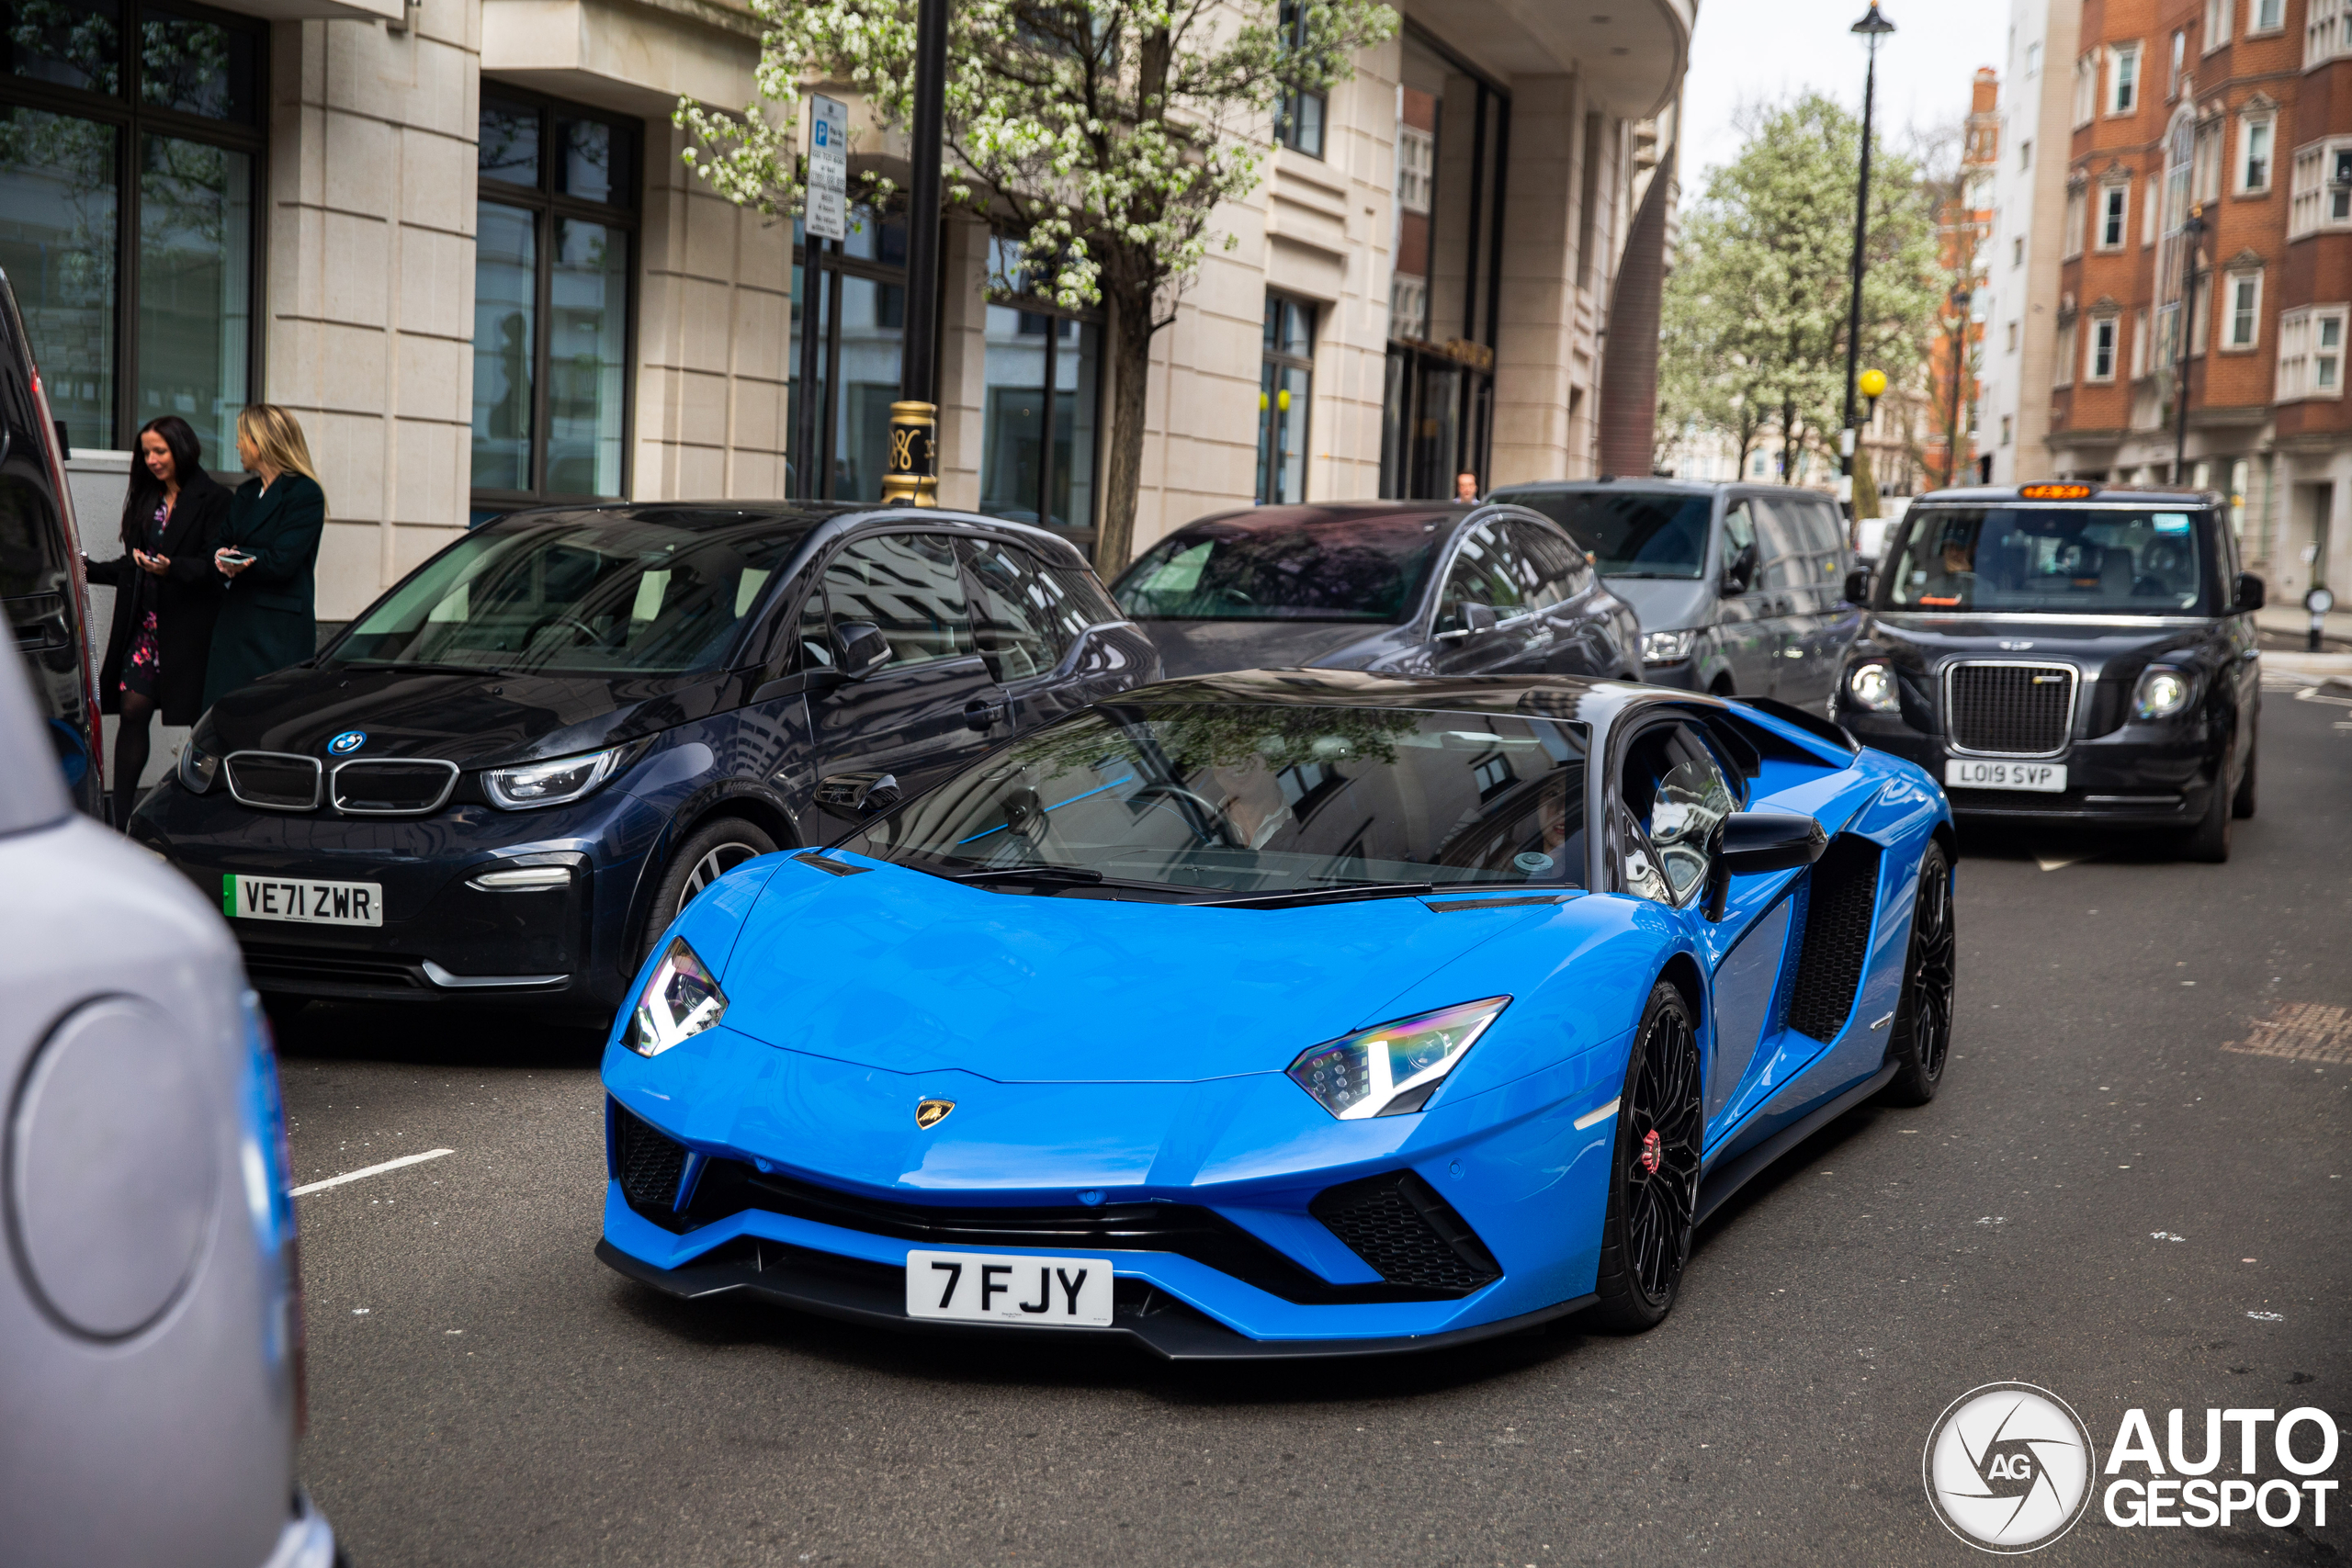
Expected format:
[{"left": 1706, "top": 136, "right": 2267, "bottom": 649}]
[{"left": 708, "top": 855, "right": 1579, "bottom": 1083}]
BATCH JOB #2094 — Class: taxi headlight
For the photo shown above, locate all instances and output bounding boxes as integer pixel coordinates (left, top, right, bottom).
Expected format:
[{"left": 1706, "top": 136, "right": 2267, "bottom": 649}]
[
  {"left": 627, "top": 937, "right": 728, "bottom": 1057},
  {"left": 1846, "top": 660, "right": 1901, "bottom": 713},
  {"left": 1284, "top": 998, "right": 1510, "bottom": 1120},
  {"left": 2133, "top": 667, "right": 2194, "bottom": 719}
]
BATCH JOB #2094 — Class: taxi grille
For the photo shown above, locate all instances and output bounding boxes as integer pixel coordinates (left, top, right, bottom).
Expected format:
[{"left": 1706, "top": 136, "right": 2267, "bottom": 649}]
[
  {"left": 1946, "top": 663, "right": 2076, "bottom": 755},
  {"left": 1308, "top": 1170, "right": 1502, "bottom": 1292}
]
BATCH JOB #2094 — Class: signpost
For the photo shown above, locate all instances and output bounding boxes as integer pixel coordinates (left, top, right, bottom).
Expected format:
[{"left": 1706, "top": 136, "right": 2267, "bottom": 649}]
[{"left": 805, "top": 95, "right": 847, "bottom": 243}]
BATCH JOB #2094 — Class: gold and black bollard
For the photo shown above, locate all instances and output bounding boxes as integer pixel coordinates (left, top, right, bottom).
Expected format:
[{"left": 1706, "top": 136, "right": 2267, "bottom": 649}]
[{"left": 880, "top": 400, "right": 938, "bottom": 507}]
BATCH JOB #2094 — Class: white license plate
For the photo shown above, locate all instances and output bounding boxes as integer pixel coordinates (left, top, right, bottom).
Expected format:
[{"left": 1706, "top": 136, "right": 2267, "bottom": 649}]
[
  {"left": 223, "top": 873, "right": 384, "bottom": 926},
  {"left": 1945, "top": 759, "right": 2067, "bottom": 793},
  {"left": 905, "top": 1248, "right": 1115, "bottom": 1327}
]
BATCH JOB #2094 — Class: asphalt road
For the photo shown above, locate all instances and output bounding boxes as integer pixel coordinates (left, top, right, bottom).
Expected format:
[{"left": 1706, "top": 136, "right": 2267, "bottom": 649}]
[{"left": 277, "top": 677, "right": 2351, "bottom": 1566}]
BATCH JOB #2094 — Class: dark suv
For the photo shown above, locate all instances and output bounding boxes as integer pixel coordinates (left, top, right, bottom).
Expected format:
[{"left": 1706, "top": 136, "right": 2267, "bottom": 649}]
[
  {"left": 1835, "top": 484, "right": 2262, "bottom": 861},
  {"left": 130, "top": 502, "right": 1158, "bottom": 1020}
]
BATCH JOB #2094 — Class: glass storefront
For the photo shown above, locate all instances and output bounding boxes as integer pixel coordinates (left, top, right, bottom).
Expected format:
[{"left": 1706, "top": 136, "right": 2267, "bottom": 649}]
[
  {"left": 979, "top": 235, "right": 1100, "bottom": 535},
  {"left": 1, "top": 0, "right": 263, "bottom": 458},
  {"left": 469, "top": 90, "right": 636, "bottom": 510},
  {"left": 790, "top": 208, "right": 906, "bottom": 502},
  {"left": 1379, "top": 28, "right": 1507, "bottom": 500},
  {"left": 1258, "top": 295, "right": 1315, "bottom": 504}
]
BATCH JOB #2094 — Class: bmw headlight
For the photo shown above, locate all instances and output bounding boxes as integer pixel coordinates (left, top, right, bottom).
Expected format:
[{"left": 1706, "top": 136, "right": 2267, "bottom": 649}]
[
  {"left": 2133, "top": 666, "right": 2195, "bottom": 719},
  {"left": 1641, "top": 628, "right": 1698, "bottom": 665},
  {"left": 177, "top": 721, "right": 220, "bottom": 794},
  {"left": 1846, "top": 660, "right": 1901, "bottom": 713},
  {"left": 483, "top": 745, "right": 627, "bottom": 809},
  {"left": 1284, "top": 998, "right": 1510, "bottom": 1120},
  {"left": 627, "top": 937, "right": 728, "bottom": 1057}
]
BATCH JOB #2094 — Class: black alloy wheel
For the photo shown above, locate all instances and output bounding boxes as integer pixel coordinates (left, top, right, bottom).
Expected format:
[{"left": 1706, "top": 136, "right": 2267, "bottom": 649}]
[
  {"left": 1589, "top": 981, "right": 1704, "bottom": 1331},
  {"left": 640, "top": 817, "right": 780, "bottom": 960},
  {"left": 1882, "top": 841, "right": 1956, "bottom": 1106}
]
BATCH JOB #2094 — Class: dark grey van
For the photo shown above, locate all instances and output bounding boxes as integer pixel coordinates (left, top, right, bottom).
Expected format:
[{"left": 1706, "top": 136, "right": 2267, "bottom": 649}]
[{"left": 1488, "top": 479, "right": 1865, "bottom": 712}]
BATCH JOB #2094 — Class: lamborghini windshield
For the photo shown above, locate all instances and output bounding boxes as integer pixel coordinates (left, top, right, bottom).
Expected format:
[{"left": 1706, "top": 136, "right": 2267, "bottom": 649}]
[
  {"left": 1882, "top": 505, "right": 2214, "bottom": 615},
  {"left": 842, "top": 702, "right": 1589, "bottom": 899}
]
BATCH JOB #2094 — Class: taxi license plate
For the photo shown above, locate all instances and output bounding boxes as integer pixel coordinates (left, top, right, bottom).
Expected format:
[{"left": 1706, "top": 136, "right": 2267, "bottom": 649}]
[
  {"left": 1945, "top": 759, "right": 2066, "bottom": 793},
  {"left": 905, "top": 1248, "right": 1115, "bottom": 1328},
  {"left": 223, "top": 873, "right": 384, "bottom": 926}
]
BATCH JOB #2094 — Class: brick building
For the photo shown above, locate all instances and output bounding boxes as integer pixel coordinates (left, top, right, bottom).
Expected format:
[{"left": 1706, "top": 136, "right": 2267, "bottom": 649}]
[
  {"left": 1924, "top": 67, "right": 2000, "bottom": 489},
  {"left": 2045, "top": 0, "right": 2352, "bottom": 596}
]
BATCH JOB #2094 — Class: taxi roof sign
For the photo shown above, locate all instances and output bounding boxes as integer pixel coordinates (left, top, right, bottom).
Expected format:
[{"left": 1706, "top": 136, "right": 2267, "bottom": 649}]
[{"left": 2018, "top": 483, "right": 2095, "bottom": 500}]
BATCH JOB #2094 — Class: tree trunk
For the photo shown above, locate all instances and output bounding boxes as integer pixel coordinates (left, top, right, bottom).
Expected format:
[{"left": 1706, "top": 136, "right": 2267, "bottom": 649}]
[{"left": 1093, "top": 283, "right": 1154, "bottom": 576}]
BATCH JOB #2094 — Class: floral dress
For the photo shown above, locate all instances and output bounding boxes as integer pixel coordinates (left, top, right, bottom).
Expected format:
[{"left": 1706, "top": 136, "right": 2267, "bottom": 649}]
[{"left": 119, "top": 498, "right": 170, "bottom": 701}]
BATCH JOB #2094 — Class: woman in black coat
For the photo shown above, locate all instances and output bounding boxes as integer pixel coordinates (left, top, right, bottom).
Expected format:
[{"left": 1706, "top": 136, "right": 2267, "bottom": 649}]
[
  {"left": 83, "top": 414, "right": 232, "bottom": 826},
  {"left": 205, "top": 403, "right": 327, "bottom": 713}
]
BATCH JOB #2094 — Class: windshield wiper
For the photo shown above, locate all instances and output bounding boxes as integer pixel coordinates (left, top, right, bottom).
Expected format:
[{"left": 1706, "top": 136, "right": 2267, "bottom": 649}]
[
  {"left": 1206, "top": 881, "right": 1437, "bottom": 909},
  {"left": 341, "top": 659, "right": 512, "bottom": 678},
  {"left": 948, "top": 863, "right": 1105, "bottom": 886}
]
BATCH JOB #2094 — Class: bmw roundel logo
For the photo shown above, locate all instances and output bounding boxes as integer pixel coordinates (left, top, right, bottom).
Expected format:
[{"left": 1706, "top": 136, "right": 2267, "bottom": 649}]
[{"left": 327, "top": 730, "right": 368, "bottom": 755}]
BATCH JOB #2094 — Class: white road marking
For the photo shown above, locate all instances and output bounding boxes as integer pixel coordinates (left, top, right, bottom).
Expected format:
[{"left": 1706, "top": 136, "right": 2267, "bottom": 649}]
[
  {"left": 1572, "top": 1097, "right": 1620, "bottom": 1131},
  {"left": 292, "top": 1148, "right": 454, "bottom": 1196}
]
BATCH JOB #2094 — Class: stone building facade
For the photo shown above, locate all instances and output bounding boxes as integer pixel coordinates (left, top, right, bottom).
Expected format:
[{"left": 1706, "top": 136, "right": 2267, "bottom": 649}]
[{"left": 3, "top": 0, "right": 1693, "bottom": 628}]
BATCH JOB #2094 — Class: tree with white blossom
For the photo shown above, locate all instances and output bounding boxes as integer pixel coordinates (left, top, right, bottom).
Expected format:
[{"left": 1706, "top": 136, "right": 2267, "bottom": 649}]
[{"left": 677, "top": 0, "right": 1396, "bottom": 570}]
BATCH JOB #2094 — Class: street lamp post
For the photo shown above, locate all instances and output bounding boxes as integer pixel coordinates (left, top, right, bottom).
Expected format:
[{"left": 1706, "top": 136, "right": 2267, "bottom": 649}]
[
  {"left": 1842, "top": 2, "right": 1896, "bottom": 497},
  {"left": 1945, "top": 285, "right": 1972, "bottom": 487},
  {"left": 2171, "top": 203, "right": 2207, "bottom": 486},
  {"left": 883, "top": 0, "right": 948, "bottom": 507}
]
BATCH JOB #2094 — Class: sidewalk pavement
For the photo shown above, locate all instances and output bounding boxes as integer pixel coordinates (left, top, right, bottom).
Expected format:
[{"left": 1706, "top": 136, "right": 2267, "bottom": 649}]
[{"left": 2254, "top": 604, "right": 2352, "bottom": 649}]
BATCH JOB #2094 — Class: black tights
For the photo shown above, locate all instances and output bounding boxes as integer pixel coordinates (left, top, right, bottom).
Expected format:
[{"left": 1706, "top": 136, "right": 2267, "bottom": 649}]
[{"left": 113, "top": 692, "right": 155, "bottom": 828}]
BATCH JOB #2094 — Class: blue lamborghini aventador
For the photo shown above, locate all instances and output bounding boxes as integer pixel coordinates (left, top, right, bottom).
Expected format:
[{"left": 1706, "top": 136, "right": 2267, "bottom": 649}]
[{"left": 596, "top": 671, "right": 1956, "bottom": 1359}]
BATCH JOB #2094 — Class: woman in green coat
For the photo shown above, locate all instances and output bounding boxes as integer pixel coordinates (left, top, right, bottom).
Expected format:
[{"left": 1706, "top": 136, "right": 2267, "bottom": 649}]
[{"left": 204, "top": 403, "right": 328, "bottom": 713}]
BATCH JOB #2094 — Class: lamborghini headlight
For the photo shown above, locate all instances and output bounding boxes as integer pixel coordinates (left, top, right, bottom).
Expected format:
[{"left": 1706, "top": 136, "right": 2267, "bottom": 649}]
[
  {"left": 2133, "top": 666, "right": 2194, "bottom": 719},
  {"left": 627, "top": 937, "right": 728, "bottom": 1057},
  {"left": 1284, "top": 998, "right": 1510, "bottom": 1120},
  {"left": 1846, "top": 660, "right": 1900, "bottom": 713}
]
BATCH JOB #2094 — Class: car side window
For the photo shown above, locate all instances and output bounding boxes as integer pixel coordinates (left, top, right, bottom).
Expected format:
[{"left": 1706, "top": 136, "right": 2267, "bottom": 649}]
[
  {"left": 961, "top": 538, "right": 1090, "bottom": 681},
  {"left": 1756, "top": 499, "right": 1810, "bottom": 591},
  {"left": 1721, "top": 501, "right": 1759, "bottom": 592},
  {"left": 1797, "top": 500, "right": 1848, "bottom": 585},
  {"left": 1618, "top": 722, "right": 1734, "bottom": 905},
  {"left": 781, "top": 581, "right": 833, "bottom": 674},
  {"left": 821, "top": 533, "right": 976, "bottom": 669},
  {"left": 1437, "top": 522, "right": 1528, "bottom": 631},
  {"left": 1507, "top": 519, "right": 1590, "bottom": 609}
]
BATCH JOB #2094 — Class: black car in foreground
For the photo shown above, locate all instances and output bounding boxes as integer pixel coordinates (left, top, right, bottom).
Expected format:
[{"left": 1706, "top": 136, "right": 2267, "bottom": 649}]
[
  {"left": 1835, "top": 484, "right": 2261, "bottom": 860},
  {"left": 130, "top": 502, "right": 1157, "bottom": 1021},
  {"left": 1110, "top": 502, "right": 1641, "bottom": 683}
]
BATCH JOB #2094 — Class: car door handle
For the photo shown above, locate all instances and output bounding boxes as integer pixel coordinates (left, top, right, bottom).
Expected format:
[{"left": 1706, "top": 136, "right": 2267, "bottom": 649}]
[{"left": 965, "top": 694, "right": 1008, "bottom": 728}]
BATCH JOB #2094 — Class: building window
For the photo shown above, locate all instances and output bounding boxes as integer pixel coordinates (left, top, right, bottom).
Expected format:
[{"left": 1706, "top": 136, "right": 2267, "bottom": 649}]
[
  {"left": 2019, "top": 138, "right": 2032, "bottom": 171},
  {"left": 789, "top": 206, "right": 911, "bottom": 503},
  {"left": 2289, "top": 138, "right": 2352, "bottom": 235},
  {"left": 2193, "top": 118, "right": 2223, "bottom": 202},
  {"left": 2027, "top": 40, "right": 2041, "bottom": 75},
  {"left": 2074, "top": 52, "right": 2098, "bottom": 126},
  {"left": 2055, "top": 318, "right": 2077, "bottom": 388},
  {"left": 2239, "top": 115, "right": 2273, "bottom": 194},
  {"left": 2204, "top": 0, "right": 2231, "bottom": 50},
  {"left": 2088, "top": 316, "right": 2120, "bottom": 382},
  {"left": 2098, "top": 182, "right": 2130, "bottom": 249},
  {"left": 2253, "top": 0, "right": 2284, "bottom": 32},
  {"left": 0, "top": 0, "right": 265, "bottom": 457},
  {"left": 1257, "top": 295, "right": 1315, "bottom": 503},
  {"left": 470, "top": 92, "right": 636, "bottom": 507},
  {"left": 2000, "top": 414, "right": 2013, "bottom": 446},
  {"left": 2132, "top": 305, "right": 2152, "bottom": 377},
  {"left": 2224, "top": 270, "right": 2262, "bottom": 349},
  {"left": 2145, "top": 172, "right": 2164, "bottom": 245},
  {"left": 978, "top": 236, "right": 1101, "bottom": 536},
  {"left": 2006, "top": 320, "right": 2019, "bottom": 353},
  {"left": 2171, "top": 30, "right": 2188, "bottom": 95},
  {"left": 2064, "top": 183, "right": 2087, "bottom": 258},
  {"left": 1390, "top": 114, "right": 1434, "bottom": 340},
  {"left": 2278, "top": 305, "right": 2348, "bottom": 399},
  {"left": 2012, "top": 235, "right": 2024, "bottom": 267},
  {"left": 1273, "top": 1, "right": 1325, "bottom": 157},
  {"left": 2109, "top": 42, "right": 2141, "bottom": 115}
]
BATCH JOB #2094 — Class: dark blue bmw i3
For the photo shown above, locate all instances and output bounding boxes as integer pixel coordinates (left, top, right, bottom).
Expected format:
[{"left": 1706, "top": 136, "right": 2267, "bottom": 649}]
[{"left": 130, "top": 502, "right": 1159, "bottom": 1022}]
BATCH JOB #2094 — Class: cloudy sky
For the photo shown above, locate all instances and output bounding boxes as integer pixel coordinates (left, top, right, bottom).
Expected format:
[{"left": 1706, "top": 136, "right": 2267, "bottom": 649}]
[{"left": 1679, "top": 0, "right": 2012, "bottom": 197}]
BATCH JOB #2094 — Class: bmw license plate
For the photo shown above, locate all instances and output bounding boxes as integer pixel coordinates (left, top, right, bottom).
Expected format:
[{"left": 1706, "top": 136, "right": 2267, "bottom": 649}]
[
  {"left": 1945, "top": 759, "right": 2066, "bottom": 793},
  {"left": 223, "top": 873, "right": 384, "bottom": 926},
  {"left": 905, "top": 1248, "right": 1115, "bottom": 1327}
]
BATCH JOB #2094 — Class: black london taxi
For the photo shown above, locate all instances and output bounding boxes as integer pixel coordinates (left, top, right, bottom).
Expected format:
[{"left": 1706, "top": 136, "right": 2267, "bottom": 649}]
[{"left": 1835, "top": 483, "right": 2263, "bottom": 861}]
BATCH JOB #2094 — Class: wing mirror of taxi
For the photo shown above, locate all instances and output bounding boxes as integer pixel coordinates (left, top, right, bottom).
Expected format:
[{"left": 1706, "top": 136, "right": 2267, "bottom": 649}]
[
  {"left": 832, "top": 620, "right": 892, "bottom": 679},
  {"left": 1703, "top": 812, "right": 1829, "bottom": 919},
  {"left": 2233, "top": 572, "right": 2267, "bottom": 613},
  {"left": 1843, "top": 568, "right": 1873, "bottom": 605}
]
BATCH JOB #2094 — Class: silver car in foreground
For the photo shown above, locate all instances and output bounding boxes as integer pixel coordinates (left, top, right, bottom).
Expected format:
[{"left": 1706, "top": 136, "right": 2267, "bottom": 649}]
[{"left": 0, "top": 657, "right": 336, "bottom": 1565}]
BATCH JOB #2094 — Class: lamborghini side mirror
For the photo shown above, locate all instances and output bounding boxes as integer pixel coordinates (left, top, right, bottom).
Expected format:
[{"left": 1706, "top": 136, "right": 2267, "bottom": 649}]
[{"left": 1703, "top": 812, "right": 1829, "bottom": 919}]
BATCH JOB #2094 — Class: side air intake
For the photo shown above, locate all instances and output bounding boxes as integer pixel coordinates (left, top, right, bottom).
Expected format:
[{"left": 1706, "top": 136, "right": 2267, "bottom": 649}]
[{"left": 1785, "top": 834, "right": 1882, "bottom": 1043}]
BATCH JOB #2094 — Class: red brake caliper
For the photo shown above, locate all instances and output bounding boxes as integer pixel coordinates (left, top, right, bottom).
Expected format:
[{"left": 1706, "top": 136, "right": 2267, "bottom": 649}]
[{"left": 1639, "top": 1127, "right": 1662, "bottom": 1174}]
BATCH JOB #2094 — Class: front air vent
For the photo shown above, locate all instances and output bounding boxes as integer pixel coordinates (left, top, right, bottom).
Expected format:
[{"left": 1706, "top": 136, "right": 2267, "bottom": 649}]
[
  {"left": 616, "top": 1107, "right": 689, "bottom": 1213},
  {"left": 330, "top": 758, "right": 459, "bottom": 815},
  {"left": 1946, "top": 662, "right": 2077, "bottom": 756},
  {"left": 1786, "top": 835, "right": 1883, "bottom": 1043},
  {"left": 1309, "top": 1170, "right": 1501, "bottom": 1293},
  {"left": 225, "top": 751, "right": 322, "bottom": 811}
]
